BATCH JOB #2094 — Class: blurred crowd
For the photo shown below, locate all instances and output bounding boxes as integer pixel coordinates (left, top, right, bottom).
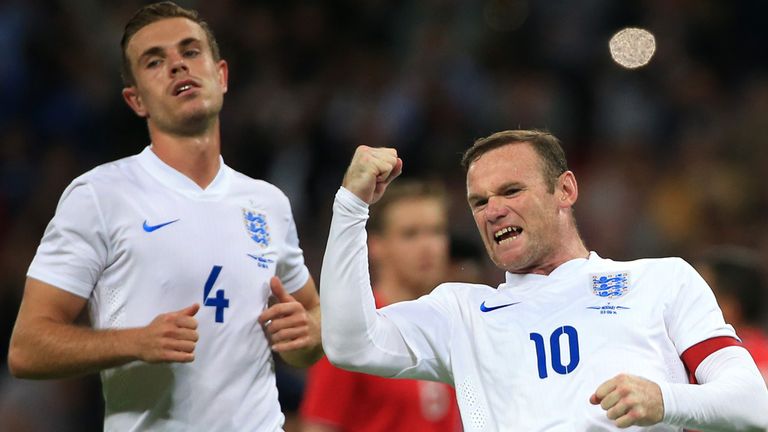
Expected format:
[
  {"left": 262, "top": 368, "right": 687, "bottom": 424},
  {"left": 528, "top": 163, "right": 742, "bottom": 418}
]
[{"left": 1, "top": 0, "right": 767, "bottom": 430}]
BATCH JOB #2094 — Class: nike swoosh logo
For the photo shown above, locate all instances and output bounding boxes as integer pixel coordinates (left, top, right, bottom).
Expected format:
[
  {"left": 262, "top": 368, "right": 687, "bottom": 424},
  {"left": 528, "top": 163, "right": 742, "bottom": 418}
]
[
  {"left": 480, "top": 301, "right": 521, "bottom": 312},
  {"left": 143, "top": 219, "right": 180, "bottom": 232}
]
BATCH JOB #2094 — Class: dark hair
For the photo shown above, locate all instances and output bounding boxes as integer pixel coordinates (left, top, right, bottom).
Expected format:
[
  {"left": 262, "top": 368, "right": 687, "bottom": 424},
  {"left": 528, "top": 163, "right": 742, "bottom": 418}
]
[
  {"left": 697, "top": 246, "right": 767, "bottom": 325},
  {"left": 368, "top": 180, "right": 448, "bottom": 234},
  {"left": 120, "top": 1, "right": 221, "bottom": 86},
  {"left": 461, "top": 130, "right": 568, "bottom": 192}
]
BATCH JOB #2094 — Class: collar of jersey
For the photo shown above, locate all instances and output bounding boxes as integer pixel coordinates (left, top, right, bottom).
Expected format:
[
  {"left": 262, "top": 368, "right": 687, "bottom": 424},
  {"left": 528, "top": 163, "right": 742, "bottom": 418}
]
[
  {"left": 502, "top": 251, "right": 600, "bottom": 288},
  {"left": 136, "top": 145, "right": 231, "bottom": 199}
]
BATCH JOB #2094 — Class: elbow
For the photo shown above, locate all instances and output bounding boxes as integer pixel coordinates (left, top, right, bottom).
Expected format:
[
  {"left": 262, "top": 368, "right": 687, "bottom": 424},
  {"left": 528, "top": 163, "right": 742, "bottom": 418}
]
[
  {"left": 7, "top": 344, "right": 33, "bottom": 379},
  {"left": 321, "top": 340, "right": 349, "bottom": 368},
  {"left": 7, "top": 335, "right": 47, "bottom": 379},
  {"left": 322, "top": 339, "right": 364, "bottom": 371},
  {"left": 322, "top": 342, "right": 376, "bottom": 373},
  {"left": 325, "top": 350, "right": 364, "bottom": 372}
]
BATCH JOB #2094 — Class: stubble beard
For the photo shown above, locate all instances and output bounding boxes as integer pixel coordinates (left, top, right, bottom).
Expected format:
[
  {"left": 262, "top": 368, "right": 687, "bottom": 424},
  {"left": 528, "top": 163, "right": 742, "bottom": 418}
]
[
  {"left": 494, "top": 235, "right": 551, "bottom": 274},
  {"left": 167, "top": 99, "right": 221, "bottom": 137}
]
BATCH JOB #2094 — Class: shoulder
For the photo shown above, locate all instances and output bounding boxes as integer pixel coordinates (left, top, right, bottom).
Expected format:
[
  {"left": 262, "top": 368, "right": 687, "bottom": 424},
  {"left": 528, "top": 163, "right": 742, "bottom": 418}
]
[
  {"left": 57, "top": 155, "right": 140, "bottom": 202},
  {"left": 228, "top": 169, "right": 292, "bottom": 206},
  {"left": 428, "top": 282, "right": 497, "bottom": 304},
  {"left": 594, "top": 254, "right": 692, "bottom": 274},
  {"left": 592, "top": 255, "right": 703, "bottom": 299},
  {"left": 73, "top": 154, "right": 143, "bottom": 189}
]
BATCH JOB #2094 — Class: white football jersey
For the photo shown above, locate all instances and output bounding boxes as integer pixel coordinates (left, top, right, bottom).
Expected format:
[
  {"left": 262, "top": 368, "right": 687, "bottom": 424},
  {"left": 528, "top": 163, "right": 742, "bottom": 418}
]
[
  {"left": 28, "top": 146, "right": 310, "bottom": 431},
  {"left": 322, "top": 187, "right": 738, "bottom": 432},
  {"left": 381, "top": 254, "right": 736, "bottom": 431}
]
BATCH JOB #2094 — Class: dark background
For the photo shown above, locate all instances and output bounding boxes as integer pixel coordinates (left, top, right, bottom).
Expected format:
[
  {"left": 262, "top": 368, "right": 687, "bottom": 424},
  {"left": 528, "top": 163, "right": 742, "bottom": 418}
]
[{"left": 1, "top": 0, "right": 767, "bottom": 429}]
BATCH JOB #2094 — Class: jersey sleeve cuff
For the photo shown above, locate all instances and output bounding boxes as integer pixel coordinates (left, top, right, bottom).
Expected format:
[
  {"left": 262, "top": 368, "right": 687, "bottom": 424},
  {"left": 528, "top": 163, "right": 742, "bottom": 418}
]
[
  {"left": 336, "top": 187, "right": 370, "bottom": 217},
  {"left": 280, "top": 265, "right": 311, "bottom": 294},
  {"left": 25, "top": 271, "right": 92, "bottom": 299}
]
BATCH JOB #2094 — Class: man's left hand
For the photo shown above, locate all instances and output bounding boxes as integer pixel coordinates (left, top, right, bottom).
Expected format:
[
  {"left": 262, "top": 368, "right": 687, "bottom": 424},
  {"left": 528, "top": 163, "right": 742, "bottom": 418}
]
[
  {"left": 590, "top": 373, "right": 664, "bottom": 428},
  {"left": 258, "top": 277, "right": 320, "bottom": 356}
]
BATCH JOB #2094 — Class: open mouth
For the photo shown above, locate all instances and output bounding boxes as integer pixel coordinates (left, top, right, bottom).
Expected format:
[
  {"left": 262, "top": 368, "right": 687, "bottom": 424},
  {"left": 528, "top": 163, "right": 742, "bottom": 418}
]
[
  {"left": 173, "top": 80, "right": 199, "bottom": 96},
  {"left": 494, "top": 226, "right": 522, "bottom": 244}
]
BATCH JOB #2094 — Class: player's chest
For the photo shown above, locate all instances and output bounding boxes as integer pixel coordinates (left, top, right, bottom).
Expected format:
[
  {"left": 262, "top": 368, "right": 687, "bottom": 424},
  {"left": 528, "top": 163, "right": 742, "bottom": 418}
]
[
  {"left": 110, "top": 191, "right": 279, "bottom": 251},
  {"left": 468, "top": 273, "right": 669, "bottom": 384},
  {"left": 106, "top": 193, "right": 284, "bottom": 289}
]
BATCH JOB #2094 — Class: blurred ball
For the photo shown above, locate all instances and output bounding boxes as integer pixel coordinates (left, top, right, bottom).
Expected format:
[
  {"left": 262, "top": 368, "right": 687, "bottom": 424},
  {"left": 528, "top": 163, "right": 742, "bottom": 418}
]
[{"left": 609, "top": 27, "right": 656, "bottom": 69}]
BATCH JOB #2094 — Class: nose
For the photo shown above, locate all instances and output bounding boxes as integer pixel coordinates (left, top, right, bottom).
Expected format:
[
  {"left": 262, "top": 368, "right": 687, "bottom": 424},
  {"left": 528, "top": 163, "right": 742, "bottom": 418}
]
[
  {"left": 484, "top": 195, "right": 508, "bottom": 222},
  {"left": 169, "top": 55, "right": 189, "bottom": 77}
]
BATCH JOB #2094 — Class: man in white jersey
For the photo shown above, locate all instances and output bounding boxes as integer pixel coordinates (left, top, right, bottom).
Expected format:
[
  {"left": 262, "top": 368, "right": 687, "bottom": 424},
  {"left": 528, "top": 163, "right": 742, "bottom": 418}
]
[
  {"left": 320, "top": 129, "right": 768, "bottom": 431},
  {"left": 8, "top": 2, "right": 322, "bottom": 431}
]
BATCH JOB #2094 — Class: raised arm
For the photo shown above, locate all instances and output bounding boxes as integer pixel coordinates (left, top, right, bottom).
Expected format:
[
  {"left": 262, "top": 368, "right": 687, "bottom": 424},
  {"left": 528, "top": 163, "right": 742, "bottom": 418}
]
[
  {"left": 320, "top": 146, "right": 422, "bottom": 376},
  {"left": 8, "top": 277, "right": 199, "bottom": 379}
]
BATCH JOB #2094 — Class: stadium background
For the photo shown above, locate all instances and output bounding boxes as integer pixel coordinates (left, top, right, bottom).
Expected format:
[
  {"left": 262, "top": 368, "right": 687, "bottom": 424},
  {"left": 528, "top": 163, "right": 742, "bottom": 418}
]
[{"left": 0, "top": 0, "right": 767, "bottom": 429}]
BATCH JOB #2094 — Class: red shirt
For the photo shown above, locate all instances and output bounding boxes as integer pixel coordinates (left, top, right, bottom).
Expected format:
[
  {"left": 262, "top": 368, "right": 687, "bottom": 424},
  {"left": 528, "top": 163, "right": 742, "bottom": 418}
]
[
  {"left": 300, "top": 295, "right": 462, "bottom": 432},
  {"left": 739, "top": 326, "right": 768, "bottom": 383}
]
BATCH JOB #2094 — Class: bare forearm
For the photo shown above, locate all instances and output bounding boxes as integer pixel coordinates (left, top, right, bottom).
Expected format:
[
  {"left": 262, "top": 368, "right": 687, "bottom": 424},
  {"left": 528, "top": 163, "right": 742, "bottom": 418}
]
[
  {"left": 9, "top": 318, "right": 142, "bottom": 379},
  {"left": 278, "top": 305, "right": 323, "bottom": 368}
]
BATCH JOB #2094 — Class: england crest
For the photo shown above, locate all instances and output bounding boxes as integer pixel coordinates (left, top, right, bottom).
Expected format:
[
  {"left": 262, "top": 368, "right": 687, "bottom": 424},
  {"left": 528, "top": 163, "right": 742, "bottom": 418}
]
[
  {"left": 591, "top": 272, "right": 629, "bottom": 299},
  {"left": 243, "top": 209, "right": 271, "bottom": 248}
]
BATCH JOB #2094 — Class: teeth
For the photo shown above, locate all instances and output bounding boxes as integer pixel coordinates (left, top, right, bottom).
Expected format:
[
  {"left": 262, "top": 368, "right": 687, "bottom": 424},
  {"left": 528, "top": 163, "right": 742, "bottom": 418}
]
[
  {"left": 177, "top": 85, "right": 192, "bottom": 94},
  {"left": 494, "top": 226, "right": 521, "bottom": 240}
]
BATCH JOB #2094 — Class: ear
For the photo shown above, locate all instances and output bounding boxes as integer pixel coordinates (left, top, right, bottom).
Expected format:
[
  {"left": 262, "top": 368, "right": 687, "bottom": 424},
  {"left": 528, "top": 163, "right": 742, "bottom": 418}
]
[
  {"left": 557, "top": 170, "right": 578, "bottom": 208},
  {"left": 217, "top": 59, "right": 229, "bottom": 94},
  {"left": 122, "top": 86, "right": 148, "bottom": 118}
]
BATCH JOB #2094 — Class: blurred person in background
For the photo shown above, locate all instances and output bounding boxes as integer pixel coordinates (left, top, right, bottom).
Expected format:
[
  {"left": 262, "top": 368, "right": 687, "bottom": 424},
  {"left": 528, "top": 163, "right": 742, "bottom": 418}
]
[
  {"left": 320, "top": 130, "right": 768, "bottom": 430},
  {"left": 695, "top": 246, "right": 768, "bottom": 383},
  {"left": 300, "top": 179, "right": 461, "bottom": 432},
  {"left": 7, "top": 2, "right": 321, "bottom": 431}
]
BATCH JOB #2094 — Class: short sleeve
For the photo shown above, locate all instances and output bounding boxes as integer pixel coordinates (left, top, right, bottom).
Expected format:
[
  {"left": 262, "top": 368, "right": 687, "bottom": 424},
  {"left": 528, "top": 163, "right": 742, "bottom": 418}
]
[
  {"left": 27, "top": 181, "right": 109, "bottom": 298},
  {"left": 274, "top": 200, "right": 309, "bottom": 294}
]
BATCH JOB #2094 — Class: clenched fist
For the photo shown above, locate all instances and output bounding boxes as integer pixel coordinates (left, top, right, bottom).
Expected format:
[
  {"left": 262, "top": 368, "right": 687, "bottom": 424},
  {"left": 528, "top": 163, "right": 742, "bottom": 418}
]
[
  {"left": 590, "top": 373, "right": 664, "bottom": 428},
  {"left": 342, "top": 145, "right": 403, "bottom": 205}
]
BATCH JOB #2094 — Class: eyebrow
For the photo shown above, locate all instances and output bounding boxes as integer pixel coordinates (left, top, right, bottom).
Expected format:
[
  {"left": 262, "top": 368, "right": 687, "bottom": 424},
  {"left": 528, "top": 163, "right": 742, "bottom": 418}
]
[
  {"left": 467, "top": 181, "right": 524, "bottom": 202},
  {"left": 137, "top": 37, "right": 202, "bottom": 64}
]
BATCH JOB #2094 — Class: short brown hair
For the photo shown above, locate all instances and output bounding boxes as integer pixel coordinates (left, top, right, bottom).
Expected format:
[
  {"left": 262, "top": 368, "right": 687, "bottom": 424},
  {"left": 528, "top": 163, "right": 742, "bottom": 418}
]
[
  {"left": 368, "top": 180, "right": 448, "bottom": 234},
  {"left": 461, "top": 130, "right": 568, "bottom": 192},
  {"left": 120, "top": 1, "right": 221, "bottom": 86}
]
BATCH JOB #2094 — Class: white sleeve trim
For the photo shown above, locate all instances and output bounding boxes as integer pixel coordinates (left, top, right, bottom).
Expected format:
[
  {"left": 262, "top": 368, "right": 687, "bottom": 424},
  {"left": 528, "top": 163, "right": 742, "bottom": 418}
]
[{"left": 660, "top": 345, "right": 768, "bottom": 430}]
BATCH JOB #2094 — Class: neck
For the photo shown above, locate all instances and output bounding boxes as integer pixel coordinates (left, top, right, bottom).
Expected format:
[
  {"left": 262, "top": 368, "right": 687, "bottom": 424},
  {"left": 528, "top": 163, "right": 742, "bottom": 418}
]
[
  {"left": 514, "top": 239, "right": 590, "bottom": 276},
  {"left": 148, "top": 121, "right": 222, "bottom": 189}
]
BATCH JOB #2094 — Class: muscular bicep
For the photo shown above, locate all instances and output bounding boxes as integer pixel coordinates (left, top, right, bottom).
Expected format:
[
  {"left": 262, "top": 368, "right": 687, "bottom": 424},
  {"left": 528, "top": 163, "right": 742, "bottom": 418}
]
[
  {"left": 8, "top": 278, "right": 90, "bottom": 377},
  {"left": 14, "top": 277, "right": 88, "bottom": 327}
]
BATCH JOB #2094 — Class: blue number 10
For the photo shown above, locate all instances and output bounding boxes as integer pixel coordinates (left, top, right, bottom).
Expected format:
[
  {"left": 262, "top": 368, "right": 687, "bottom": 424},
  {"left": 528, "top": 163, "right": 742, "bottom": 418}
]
[{"left": 529, "top": 326, "right": 580, "bottom": 379}]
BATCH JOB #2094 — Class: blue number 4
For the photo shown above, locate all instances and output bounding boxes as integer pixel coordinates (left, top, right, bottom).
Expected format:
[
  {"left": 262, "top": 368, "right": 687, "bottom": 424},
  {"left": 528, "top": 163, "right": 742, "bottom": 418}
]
[
  {"left": 203, "top": 265, "right": 229, "bottom": 323},
  {"left": 530, "top": 326, "right": 580, "bottom": 379}
]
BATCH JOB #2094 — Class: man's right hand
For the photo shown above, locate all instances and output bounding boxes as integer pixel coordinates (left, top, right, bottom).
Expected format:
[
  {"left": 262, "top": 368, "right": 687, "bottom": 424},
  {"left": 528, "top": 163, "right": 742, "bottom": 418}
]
[
  {"left": 342, "top": 145, "right": 402, "bottom": 205},
  {"left": 139, "top": 303, "right": 200, "bottom": 363}
]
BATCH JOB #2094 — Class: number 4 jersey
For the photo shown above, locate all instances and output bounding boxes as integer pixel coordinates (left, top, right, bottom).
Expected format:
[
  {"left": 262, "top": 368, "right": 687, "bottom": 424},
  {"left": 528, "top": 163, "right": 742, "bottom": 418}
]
[{"left": 28, "top": 146, "right": 310, "bottom": 431}]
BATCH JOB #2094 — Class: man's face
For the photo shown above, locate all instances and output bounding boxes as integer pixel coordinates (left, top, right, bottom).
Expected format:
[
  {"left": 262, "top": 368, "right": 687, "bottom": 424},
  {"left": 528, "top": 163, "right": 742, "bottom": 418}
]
[
  {"left": 371, "top": 198, "right": 449, "bottom": 296},
  {"left": 466, "top": 143, "right": 565, "bottom": 273},
  {"left": 122, "top": 17, "right": 228, "bottom": 135}
]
